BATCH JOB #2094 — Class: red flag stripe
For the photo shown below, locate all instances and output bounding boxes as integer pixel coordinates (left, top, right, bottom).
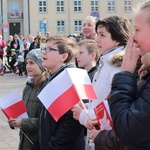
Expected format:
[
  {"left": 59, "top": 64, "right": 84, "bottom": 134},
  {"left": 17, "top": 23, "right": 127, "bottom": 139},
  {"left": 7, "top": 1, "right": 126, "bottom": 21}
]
[
  {"left": 48, "top": 85, "right": 79, "bottom": 121},
  {"left": 3, "top": 100, "right": 27, "bottom": 118},
  {"left": 75, "top": 84, "right": 97, "bottom": 99}
]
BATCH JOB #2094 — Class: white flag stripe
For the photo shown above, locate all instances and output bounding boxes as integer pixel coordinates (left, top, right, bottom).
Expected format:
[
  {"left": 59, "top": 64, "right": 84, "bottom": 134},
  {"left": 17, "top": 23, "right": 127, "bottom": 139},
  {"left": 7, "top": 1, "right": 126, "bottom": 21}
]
[
  {"left": 17, "top": 112, "right": 28, "bottom": 119},
  {"left": 67, "top": 68, "right": 92, "bottom": 85},
  {"left": 0, "top": 91, "right": 22, "bottom": 109},
  {"left": 38, "top": 69, "right": 72, "bottom": 109}
]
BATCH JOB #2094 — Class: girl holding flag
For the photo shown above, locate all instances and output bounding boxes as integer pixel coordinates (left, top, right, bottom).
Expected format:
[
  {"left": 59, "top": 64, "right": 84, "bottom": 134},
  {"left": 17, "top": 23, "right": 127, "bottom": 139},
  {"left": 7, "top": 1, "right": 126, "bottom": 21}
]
[{"left": 8, "top": 49, "right": 47, "bottom": 150}]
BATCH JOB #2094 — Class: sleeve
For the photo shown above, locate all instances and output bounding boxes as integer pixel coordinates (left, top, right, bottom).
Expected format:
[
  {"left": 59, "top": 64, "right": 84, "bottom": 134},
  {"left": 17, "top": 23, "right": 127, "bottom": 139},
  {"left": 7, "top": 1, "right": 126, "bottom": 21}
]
[
  {"left": 48, "top": 110, "right": 84, "bottom": 150},
  {"left": 109, "top": 71, "right": 150, "bottom": 145},
  {"left": 21, "top": 118, "right": 38, "bottom": 132},
  {"left": 94, "top": 130, "right": 124, "bottom": 150},
  {"left": 79, "top": 109, "right": 96, "bottom": 126}
]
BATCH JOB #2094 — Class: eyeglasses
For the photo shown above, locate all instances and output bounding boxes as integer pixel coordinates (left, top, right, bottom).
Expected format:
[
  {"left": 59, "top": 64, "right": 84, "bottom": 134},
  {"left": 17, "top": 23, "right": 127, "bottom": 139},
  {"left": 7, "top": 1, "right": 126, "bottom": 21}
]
[{"left": 41, "top": 47, "right": 59, "bottom": 53}]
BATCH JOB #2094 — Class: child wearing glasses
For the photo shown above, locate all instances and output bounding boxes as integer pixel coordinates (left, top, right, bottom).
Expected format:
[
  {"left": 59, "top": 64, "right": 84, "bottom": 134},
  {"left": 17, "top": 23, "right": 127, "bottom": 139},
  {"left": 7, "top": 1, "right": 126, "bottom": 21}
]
[{"left": 32, "top": 35, "right": 85, "bottom": 150}]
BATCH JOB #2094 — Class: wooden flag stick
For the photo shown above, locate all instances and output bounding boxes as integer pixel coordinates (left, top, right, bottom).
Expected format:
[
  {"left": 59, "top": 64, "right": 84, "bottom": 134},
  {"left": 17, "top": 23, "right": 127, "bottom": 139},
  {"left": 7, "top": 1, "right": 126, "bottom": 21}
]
[
  {"left": 79, "top": 99, "right": 91, "bottom": 119},
  {"left": 20, "top": 129, "right": 33, "bottom": 144}
]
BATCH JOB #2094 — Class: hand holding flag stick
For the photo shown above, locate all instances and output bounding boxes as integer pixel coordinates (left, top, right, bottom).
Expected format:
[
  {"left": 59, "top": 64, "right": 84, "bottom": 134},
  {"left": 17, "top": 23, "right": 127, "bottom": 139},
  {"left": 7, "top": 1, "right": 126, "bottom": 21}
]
[
  {"left": 79, "top": 99, "right": 91, "bottom": 119},
  {"left": 0, "top": 91, "right": 33, "bottom": 144},
  {"left": 38, "top": 68, "right": 97, "bottom": 122}
]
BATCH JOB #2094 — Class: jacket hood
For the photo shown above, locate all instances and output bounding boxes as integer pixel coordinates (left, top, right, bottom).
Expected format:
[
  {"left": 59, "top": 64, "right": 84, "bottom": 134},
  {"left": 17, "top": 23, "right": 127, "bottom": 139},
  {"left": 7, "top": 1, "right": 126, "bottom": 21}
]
[{"left": 109, "top": 50, "right": 125, "bottom": 67}]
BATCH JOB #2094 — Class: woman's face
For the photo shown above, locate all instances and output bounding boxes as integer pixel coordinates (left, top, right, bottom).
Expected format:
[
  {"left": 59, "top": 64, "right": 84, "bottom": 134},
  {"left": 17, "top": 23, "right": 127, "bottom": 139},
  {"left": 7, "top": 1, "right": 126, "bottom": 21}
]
[
  {"left": 95, "top": 27, "right": 119, "bottom": 55},
  {"left": 133, "top": 10, "right": 150, "bottom": 56}
]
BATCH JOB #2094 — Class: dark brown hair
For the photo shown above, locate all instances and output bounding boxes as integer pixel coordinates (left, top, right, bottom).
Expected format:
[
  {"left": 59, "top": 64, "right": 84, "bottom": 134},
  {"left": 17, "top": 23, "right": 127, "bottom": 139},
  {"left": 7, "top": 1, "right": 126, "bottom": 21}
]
[{"left": 95, "top": 16, "right": 132, "bottom": 46}]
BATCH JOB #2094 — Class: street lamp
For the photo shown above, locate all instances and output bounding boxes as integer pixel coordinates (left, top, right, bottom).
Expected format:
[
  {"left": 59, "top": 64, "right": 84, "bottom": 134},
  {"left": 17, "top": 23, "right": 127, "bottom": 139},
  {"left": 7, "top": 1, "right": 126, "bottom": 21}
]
[{"left": 43, "top": 18, "right": 47, "bottom": 36}]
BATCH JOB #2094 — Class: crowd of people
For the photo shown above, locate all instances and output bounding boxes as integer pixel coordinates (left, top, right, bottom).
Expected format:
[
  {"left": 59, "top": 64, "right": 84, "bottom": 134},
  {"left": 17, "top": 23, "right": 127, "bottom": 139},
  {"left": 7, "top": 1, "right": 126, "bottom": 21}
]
[
  {"left": 0, "top": 31, "right": 50, "bottom": 76},
  {"left": 0, "top": 1, "right": 150, "bottom": 150}
]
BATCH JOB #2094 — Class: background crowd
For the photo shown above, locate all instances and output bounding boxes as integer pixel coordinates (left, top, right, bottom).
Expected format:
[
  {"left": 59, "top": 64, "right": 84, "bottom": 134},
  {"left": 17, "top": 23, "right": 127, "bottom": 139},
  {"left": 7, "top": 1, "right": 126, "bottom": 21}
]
[{"left": 0, "top": 1, "right": 150, "bottom": 150}]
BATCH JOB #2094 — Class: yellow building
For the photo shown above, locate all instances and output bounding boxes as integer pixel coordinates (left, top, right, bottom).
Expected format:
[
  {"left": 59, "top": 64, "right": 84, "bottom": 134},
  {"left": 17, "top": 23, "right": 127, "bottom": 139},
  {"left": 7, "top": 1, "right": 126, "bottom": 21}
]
[{"left": 0, "top": 0, "right": 148, "bottom": 40}]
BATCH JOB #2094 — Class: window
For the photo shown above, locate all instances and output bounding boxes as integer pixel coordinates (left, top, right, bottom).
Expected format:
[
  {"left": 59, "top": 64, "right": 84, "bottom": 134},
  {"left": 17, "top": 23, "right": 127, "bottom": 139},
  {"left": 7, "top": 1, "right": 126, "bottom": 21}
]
[
  {"left": 108, "top": 0, "right": 115, "bottom": 12},
  {"left": 91, "top": 0, "right": 99, "bottom": 11},
  {"left": 74, "top": 0, "right": 82, "bottom": 12},
  {"left": 124, "top": 0, "right": 132, "bottom": 12},
  {"left": 57, "top": 0, "right": 64, "bottom": 12},
  {"left": 74, "top": 20, "right": 82, "bottom": 32},
  {"left": 39, "top": 0, "right": 47, "bottom": 13},
  {"left": 10, "top": 3, "right": 21, "bottom": 17},
  {"left": 57, "top": 21, "right": 65, "bottom": 32}
]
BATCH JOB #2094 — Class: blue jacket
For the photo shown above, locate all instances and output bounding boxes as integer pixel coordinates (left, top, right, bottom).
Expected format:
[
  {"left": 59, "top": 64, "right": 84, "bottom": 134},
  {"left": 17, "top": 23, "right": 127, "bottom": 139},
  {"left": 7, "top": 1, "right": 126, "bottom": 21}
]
[{"left": 110, "top": 71, "right": 150, "bottom": 150}]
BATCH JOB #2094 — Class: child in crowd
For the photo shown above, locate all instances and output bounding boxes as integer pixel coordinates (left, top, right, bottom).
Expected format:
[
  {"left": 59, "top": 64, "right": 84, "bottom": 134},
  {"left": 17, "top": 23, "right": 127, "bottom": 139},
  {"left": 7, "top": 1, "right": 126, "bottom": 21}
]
[
  {"left": 72, "top": 16, "right": 132, "bottom": 150},
  {"left": 31, "top": 35, "right": 85, "bottom": 150},
  {"left": 72, "top": 39, "right": 99, "bottom": 116},
  {"left": 8, "top": 49, "right": 47, "bottom": 150},
  {"left": 15, "top": 55, "right": 24, "bottom": 76},
  {"left": 9, "top": 49, "right": 17, "bottom": 73},
  {"left": 72, "top": 39, "right": 99, "bottom": 142},
  {"left": 76, "top": 39, "right": 99, "bottom": 81},
  {"left": 109, "top": 2, "right": 150, "bottom": 148}
]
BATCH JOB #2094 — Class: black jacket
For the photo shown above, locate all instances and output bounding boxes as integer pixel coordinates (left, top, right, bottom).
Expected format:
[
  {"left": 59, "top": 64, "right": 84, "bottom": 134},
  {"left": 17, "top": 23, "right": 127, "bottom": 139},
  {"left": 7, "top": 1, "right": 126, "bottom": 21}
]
[
  {"left": 29, "top": 42, "right": 40, "bottom": 51},
  {"left": 10, "top": 39, "right": 20, "bottom": 50},
  {"left": 110, "top": 71, "right": 150, "bottom": 150},
  {"left": 31, "top": 63, "right": 85, "bottom": 150}
]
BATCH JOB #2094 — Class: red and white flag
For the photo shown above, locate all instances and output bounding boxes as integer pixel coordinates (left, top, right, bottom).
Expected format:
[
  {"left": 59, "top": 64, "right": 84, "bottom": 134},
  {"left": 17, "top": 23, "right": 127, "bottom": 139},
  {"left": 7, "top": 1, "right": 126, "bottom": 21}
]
[
  {"left": 94, "top": 100, "right": 113, "bottom": 131},
  {"left": 38, "top": 68, "right": 97, "bottom": 121},
  {"left": 0, "top": 91, "right": 28, "bottom": 119}
]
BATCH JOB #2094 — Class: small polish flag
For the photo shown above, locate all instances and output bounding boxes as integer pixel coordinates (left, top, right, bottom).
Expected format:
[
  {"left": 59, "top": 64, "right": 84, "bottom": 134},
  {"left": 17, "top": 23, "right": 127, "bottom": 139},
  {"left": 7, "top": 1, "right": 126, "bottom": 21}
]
[
  {"left": 0, "top": 91, "right": 28, "bottom": 119},
  {"left": 38, "top": 68, "right": 97, "bottom": 121}
]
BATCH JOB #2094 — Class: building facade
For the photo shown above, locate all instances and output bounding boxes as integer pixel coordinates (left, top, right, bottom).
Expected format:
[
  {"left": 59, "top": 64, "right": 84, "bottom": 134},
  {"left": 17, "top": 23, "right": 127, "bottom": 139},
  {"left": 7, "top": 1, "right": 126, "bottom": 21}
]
[{"left": 0, "top": 0, "right": 148, "bottom": 40}]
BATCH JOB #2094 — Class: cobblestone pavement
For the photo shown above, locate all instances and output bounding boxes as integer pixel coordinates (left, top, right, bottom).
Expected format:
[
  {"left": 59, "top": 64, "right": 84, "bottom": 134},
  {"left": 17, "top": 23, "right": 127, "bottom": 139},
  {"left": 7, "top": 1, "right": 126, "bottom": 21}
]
[{"left": 0, "top": 73, "right": 27, "bottom": 150}]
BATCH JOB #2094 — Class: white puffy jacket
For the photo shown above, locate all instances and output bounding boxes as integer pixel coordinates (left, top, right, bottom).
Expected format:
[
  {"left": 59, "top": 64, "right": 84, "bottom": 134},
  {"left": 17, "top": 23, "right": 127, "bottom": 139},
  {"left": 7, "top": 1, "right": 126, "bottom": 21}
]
[{"left": 79, "top": 46, "right": 125, "bottom": 126}]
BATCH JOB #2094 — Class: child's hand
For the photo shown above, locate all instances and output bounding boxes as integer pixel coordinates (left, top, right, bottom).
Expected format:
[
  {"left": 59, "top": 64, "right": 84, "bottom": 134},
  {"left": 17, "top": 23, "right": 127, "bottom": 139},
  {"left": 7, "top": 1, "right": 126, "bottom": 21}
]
[
  {"left": 86, "top": 118, "right": 99, "bottom": 130},
  {"left": 71, "top": 104, "right": 83, "bottom": 120},
  {"left": 121, "top": 35, "right": 141, "bottom": 73},
  {"left": 8, "top": 118, "right": 22, "bottom": 128}
]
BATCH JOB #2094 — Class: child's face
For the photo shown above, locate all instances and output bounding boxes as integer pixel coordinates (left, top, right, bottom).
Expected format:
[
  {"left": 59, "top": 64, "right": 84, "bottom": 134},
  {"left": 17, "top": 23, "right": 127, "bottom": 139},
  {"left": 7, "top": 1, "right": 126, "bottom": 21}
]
[
  {"left": 42, "top": 41, "right": 65, "bottom": 73},
  {"left": 76, "top": 45, "right": 95, "bottom": 70},
  {"left": 95, "top": 26, "right": 119, "bottom": 55},
  {"left": 133, "top": 10, "right": 150, "bottom": 56},
  {"left": 26, "top": 58, "right": 42, "bottom": 77}
]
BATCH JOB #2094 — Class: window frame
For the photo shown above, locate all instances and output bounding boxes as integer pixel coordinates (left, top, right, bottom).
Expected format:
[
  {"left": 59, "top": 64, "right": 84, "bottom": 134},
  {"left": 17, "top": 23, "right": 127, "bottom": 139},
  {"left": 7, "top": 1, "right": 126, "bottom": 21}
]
[
  {"left": 74, "top": 0, "right": 82, "bottom": 12},
  {"left": 57, "top": 20, "right": 65, "bottom": 33},
  {"left": 74, "top": 20, "right": 82, "bottom": 32},
  {"left": 108, "top": 0, "right": 116, "bottom": 13},
  {"left": 91, "top": 0, "right": 99, "bottom": 12},
  {"left": 56, "top": 0, "right": 65, "bottom": 12},
  {"left": 124, "top": 0, "right": 132, "bottom": 12},
  {"left": 39, "top": 0, "right": 47, "bottom": 13}
]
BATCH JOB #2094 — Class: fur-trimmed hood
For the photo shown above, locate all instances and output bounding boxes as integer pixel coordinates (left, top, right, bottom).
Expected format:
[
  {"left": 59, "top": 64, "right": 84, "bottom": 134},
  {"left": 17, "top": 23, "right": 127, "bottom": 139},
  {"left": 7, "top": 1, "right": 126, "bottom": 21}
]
[{"left": 109, "top": 50, "right": 125, "bottom": 67}]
